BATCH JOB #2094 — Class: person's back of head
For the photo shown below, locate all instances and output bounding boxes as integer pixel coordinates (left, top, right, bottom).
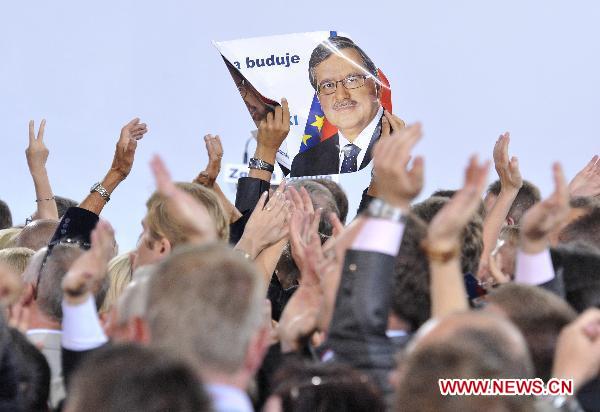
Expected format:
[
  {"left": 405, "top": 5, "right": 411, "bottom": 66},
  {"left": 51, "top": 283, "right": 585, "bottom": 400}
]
[
  {"left": 313, "top": 178, "right": 349, "bottom": 224},
  {"left": 486, "top": 179, "right": 541, "bottom": 224},
  {"left": 267, "top": 361, "right": 385, "bottom": 412},
  {"left": 392, "top": 214, "right": 430, "bottom": 333},
  {"left": 0, "top": 247, "right": 35, "bottom": 275},
  {"left": 145, "top": 182, "right": 229, "bottom": 247},
  {"left": 552, "top": 241, "right": 600, "bottom": 312},
  {"left": 486, "top": 283, "right": 577, "bottom": 381},
  {"left": 100, "top": 252, "right": 133, "bottom": 315},
  {"left": 147, "top": 243, "right": 266, "bottom": 377},
  {"left": 8, "top": 328, "right": 50, "bottom": 412},
  {"left": 0, "top": 199, "right": 12, "bottom": 230},
  {"left": 396, "top": 338, "right": 534, "bottom": 412},
  {"left": 558, "top": 200, "right": 600, "bottom": 251},
  {"left": 30, "top": 244, "right": 108, "bottom": 322},
  {"left": 13, "top": 219, "right": 59, "bottom": 251},
  {"left": 412, "top": 197, "right": 483, "bottom": 274},
  {"left": 65, "top": 344, "right": 211, "bottom": 412},
  {"left": 54, "top": 196, "right": 78, "bottom": 219},
  {"left": 288, "top": 180, "right": 340, "bottom": 237},
  {"left": 0, "top": 228, "right": 21, "bottom": 250}
]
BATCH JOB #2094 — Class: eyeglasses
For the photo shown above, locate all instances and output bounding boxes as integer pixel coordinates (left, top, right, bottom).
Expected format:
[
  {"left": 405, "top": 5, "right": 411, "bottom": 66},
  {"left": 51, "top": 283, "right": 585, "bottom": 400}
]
[
  {"left": 237, "top": 79, "right": 248, "bottom": 99},
  {"left": 317, "top": 74, "right": 370, "bottom": 95}
]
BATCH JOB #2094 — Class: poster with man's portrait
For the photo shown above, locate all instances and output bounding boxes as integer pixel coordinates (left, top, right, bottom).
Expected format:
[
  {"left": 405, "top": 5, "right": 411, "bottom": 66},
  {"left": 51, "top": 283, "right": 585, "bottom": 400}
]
[{"left": 213, "top": 31, "right": 393, "bottom": 182}]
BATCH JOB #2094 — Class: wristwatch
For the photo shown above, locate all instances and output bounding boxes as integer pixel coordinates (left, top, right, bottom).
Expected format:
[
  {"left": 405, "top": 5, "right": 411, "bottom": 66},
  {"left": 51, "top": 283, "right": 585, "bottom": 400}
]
[
  {"left": 248, "top": 157, "right": 275, "bottom": 173},
  {"left": 366, "top": 198, "right": 406, "bottom": 223},
  {"left": 90, "top": 182, "right": 110, "bottom": 202}
]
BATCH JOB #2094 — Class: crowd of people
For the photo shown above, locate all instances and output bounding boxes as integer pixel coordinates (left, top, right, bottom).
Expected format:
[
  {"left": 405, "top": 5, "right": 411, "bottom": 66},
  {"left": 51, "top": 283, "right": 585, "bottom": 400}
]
[{"left": 1, "top": 45, "right": 600, "bottom": 412}]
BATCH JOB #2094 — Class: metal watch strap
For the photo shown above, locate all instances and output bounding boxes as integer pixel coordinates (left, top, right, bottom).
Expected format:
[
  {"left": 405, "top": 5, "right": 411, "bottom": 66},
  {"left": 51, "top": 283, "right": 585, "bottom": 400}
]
[
  {"left": 248, "top": 157, "right": 275, "bottom": 173},
  {"left": 366, "top": 198, "right": 406, "bottom": 223},
  {"left": 90, "top": 182, "right": 110, "bottom": 202}
]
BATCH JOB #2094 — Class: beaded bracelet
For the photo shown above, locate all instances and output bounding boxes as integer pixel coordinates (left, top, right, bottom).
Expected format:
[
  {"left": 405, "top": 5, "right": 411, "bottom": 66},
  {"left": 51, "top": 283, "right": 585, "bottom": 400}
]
[{"left": 35, "top": 196, "right": 55, "bottom": 203}]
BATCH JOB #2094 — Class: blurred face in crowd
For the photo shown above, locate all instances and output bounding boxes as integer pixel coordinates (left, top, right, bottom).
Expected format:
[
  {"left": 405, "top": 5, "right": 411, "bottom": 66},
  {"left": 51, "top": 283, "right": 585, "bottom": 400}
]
[
  {"left": 236, "top": 77, "right": 276, "bottom": 125},
  {"left": 315, "top": 48, "right": 380, "bottom": 140},
  {"left": 130, "top": 216, "right": 169, "bottom": 272}
]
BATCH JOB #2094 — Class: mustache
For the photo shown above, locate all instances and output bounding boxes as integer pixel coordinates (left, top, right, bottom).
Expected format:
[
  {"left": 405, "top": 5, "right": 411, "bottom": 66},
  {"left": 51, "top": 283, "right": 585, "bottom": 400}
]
[{"left": 333, "top": 99, "right": 357, "bottom": 110}]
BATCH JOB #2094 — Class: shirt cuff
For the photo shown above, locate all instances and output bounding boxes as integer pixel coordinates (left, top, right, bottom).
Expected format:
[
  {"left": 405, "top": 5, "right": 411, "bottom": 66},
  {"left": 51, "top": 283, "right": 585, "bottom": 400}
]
[
  {"left": 514, "top": 248, "right": 555, "bottom": 285},
  {"left": 62, "top": 295, "right": 108, "bottom": 351},
  {"left": 351, "top": 218, "right": 405, "bottom": 257}
]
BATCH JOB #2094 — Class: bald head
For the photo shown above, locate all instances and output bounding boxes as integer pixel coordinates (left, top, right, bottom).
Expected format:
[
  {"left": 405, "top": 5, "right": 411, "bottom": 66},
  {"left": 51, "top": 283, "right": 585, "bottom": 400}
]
[{"left": 14, "top": 219, "right": 59, "bottom": 251}]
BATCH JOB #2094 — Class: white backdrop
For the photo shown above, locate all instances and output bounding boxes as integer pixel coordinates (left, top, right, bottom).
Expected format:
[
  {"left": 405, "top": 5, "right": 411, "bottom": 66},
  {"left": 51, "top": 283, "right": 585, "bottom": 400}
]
[{"left": 2, "top": 0, "right": 599, "bottom": 250}]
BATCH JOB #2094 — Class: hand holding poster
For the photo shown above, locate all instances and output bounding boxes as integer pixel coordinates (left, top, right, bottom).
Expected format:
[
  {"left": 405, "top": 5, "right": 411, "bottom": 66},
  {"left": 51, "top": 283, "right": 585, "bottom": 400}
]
[{"left": 214, "top": 31, "right": 395, "bottom": 191}]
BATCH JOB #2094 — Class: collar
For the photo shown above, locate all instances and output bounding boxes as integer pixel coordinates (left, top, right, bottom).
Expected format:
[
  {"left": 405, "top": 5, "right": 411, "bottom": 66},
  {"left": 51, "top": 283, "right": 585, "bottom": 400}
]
[
  {"left": 338, "top": 105, "right": 383, "bottom": 153},
  {"left": 206, "top": 383, "right": 253, "bottom": 412}
]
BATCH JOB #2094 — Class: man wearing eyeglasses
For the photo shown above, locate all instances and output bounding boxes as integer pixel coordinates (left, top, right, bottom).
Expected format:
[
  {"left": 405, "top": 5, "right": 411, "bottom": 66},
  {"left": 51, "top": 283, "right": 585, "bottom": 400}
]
[{"left": 290, "top": 36, "right": 390, "bottom": 177}]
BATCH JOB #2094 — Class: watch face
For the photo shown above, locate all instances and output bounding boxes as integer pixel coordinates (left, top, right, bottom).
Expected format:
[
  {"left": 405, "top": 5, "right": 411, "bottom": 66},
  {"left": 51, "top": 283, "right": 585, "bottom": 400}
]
[{"left": 90, "top": 183, "right": 99, "bottom": 192}]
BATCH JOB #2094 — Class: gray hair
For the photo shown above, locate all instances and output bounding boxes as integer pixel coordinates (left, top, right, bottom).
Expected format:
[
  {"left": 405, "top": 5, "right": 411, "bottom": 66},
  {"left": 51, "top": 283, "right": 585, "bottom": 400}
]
[{"left": 308, "top": 36, "right": 378, "bottom": 91}]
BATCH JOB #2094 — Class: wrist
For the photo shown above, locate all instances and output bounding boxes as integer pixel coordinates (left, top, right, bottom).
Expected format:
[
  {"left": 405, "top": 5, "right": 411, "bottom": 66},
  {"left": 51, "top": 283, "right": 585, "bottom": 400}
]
[
  {"left": 521, "top": 238, "right": 548, "bottom": 254},
  {"left": 379, "top": 195, "right": 410, "bottom": 210},
  {"left": 236, "top": 236, "right": 261, "bottom": 260},
  {"left": 254, "top": 146, "right": 277, "bottom": 165},
  {"left": 103, "top": 169, "right": 124, "bottom": 193},
  {"left": 30, "top": 167, "right": 48, "bottom": 178}
]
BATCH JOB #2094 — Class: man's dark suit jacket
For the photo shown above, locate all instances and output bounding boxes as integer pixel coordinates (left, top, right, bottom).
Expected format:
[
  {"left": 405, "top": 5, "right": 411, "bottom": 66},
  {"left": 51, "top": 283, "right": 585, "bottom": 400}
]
[{"left": 290, "top": 121, "right": 382, "bottom": 177}]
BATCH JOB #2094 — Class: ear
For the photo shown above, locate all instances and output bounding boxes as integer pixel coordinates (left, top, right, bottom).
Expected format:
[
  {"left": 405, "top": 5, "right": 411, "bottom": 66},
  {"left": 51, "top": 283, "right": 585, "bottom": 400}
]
[
  {"left": 506, "top": 216, "right": 515, "bottom": 226},
  {"left": 129, "top": 316, "right": 151, "bottom": 345},
  {"left": 157, "top": 237, "right": 172, "bottom": 256},
  {"left": 244, "top": 325, "right": 271, "bottom": 376},
  {"left": 22, "top": 283, "right": 35, "bottom": 305}
]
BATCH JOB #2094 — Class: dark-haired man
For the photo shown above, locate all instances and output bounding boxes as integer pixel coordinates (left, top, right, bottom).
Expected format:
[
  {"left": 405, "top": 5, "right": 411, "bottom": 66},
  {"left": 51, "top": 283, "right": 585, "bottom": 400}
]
[{"left": 291, "top": 36, "right": 395, "bottom": 177}]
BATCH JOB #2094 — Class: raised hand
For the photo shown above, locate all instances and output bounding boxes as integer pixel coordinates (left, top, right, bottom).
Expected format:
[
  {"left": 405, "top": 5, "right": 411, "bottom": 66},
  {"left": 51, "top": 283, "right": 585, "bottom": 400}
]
[
  {"left": 26, "top": 119, "right": 59, "bottom": 220},
  {"left": 110, "top": 118, "right": 148, "bottom": 179},
  {"left": 257, "top": 98, "right": 290, "bottom": 153},
  {"left": 426, "top": 156, "right": 490, "bottom": 252},
  {"left": 194, "top": 134, "right": 224, "bottom": 188},
  {"left": 62, "top": 220, "right": 115, "bottom": 304},
  {"left": 278, "top": 231, "right": 324, "bottom": 352},
  {"left": 26, "top": 119, "right": 49, "bottom": 174},
  {"left": 520, "top": 163, "right": 570, "bottom": 253},
  {"left": 568, "top": 155, "right": 600, "bottom": 198},
  {"left": 236, "top": 182, "right": 291, "bottom": 259},
  {"left": 372, "top": 119, "right": 424, "bottom": 209},
  {"left": 493, "top": 132, "right": 522, "bottom": 192},
  {"left": 287, "top": 186, "right": 319, "bottom": 274},
  {"left": 150, "top": 155, "right": 218, "bottom": 245},
  {"left": 552, "top": 308, "right": 600, "bottom": 390}
]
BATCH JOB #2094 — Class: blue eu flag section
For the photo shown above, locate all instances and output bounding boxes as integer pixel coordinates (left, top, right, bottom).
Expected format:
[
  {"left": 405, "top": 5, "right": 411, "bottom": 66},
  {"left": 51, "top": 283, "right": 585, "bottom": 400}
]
[{"left": 299, "top": 92, "right": 325, "bottom": 153}]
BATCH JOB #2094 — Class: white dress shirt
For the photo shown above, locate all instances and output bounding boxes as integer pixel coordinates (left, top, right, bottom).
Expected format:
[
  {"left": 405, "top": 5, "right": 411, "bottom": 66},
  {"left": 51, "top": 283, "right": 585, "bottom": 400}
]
[{"left": 337, "top": 106, "right": 384, "bottom": 173}]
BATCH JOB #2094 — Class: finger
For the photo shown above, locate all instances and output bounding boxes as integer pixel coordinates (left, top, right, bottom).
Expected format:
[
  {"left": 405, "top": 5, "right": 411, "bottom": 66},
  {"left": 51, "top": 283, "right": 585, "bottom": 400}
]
[
  {"left": 213, "top": 135, "right": 223, "bottom": 153},
  {"left": 257, "top": 191, "right": 269, "bottom": 211},
  {"left": 299, "top": 187, "right": 314, "bottom": 213},
  {"left": 28, "top": 120, "right": 35, "bottom": 144},
  {"left": 286, "top": 186, "right": 304, "bottom": 210},
  {"left": 150, "top": 155, "right": 176, "bottom": 197},
  {"left": 409, "top": 156, "right": 425, "bottom": 190},
  {"left": 309, "top": 208, "right": 322, "bottom": 235},
  {"left": 584, "top": 155, "right": 599, "bottom": 171},
  {"left": 37, "top": 119, "right": 46, "bottom": 141},
  {"left": 281, "top": 98, "right": 290, "bottom": 127},
  {"left": 329, "top": 213, "right": 344, "bottom": 237},
  {"left": 384, "top": 110, "right": 403, "bottom": 132},
  {"left": 266, "top": 111, "right": 274, "bottom": 126},
  {"left": 126, "top": 117, "right": 140, "bottom": 128},
  {"left": 552, "top": 162, "right": 568, "bottom": 205},
  {"left": 380, "top": 114, "right": 391, "bottom": 138},
  {"left": 274, "top": 103, "right": 283, "bottom": 126}
]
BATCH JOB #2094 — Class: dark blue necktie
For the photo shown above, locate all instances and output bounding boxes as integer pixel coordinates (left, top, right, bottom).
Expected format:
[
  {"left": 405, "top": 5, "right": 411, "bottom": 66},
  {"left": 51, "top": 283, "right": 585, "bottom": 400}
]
[{"left": 340, "top": 144, "right": 361, "bottom": 173}]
